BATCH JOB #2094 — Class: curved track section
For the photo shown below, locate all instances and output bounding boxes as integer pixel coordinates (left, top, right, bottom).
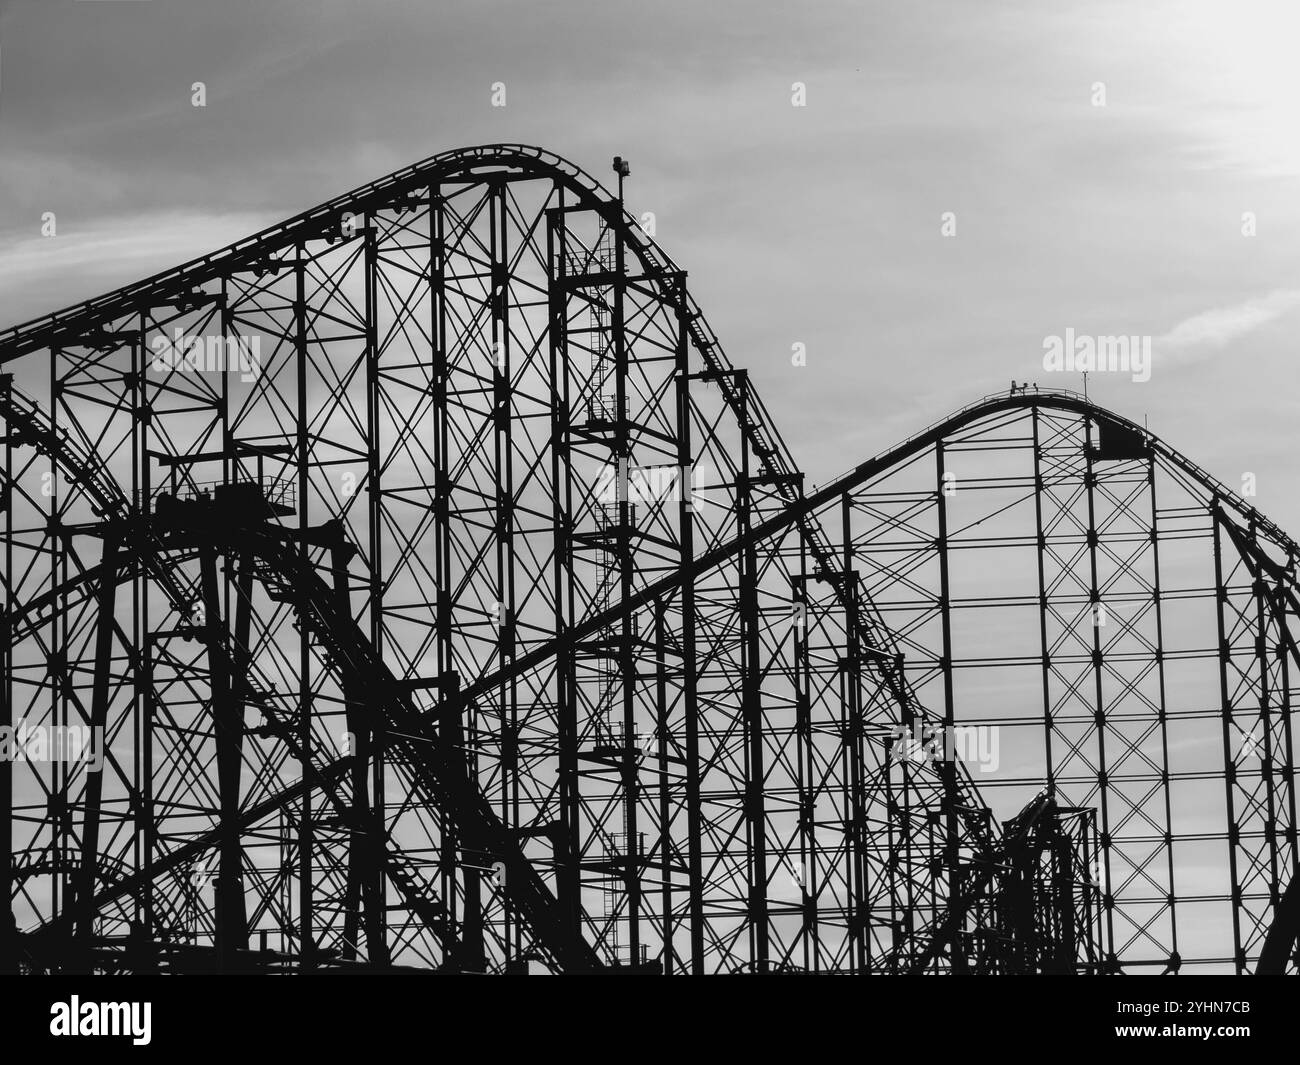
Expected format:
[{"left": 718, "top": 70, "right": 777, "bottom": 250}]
[{"left": 810, "top": 389, "right": 1300, "bottom": 973}]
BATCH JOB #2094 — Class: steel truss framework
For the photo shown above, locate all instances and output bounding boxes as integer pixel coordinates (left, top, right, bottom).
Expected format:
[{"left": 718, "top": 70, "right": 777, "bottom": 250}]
[{"left": 0, "top": 145, "right": 1295, "bottom": 974}]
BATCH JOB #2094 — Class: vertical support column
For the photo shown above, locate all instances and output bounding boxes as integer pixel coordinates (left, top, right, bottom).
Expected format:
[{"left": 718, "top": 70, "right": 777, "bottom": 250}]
[
  {"left": 49, "top": 352, "right": 67, "bottom": 933},
  {"left": 138, "top": 370, "right": 157, "bottom": 964},
  {"left": 430, "top": 188, "right": 464, "bottom": 956},
  {"left": 200, "top": 545, "right": 248, "bottom": 968},
  {"left": 653, "top": 596, "right": 673, "bottom": 974},
  {"left": 490, "top": 179, "right": 517, "bottom": 960},
  {"left": 365, "top": 223, "right": 388, "bottom": 963},
  {"left": 792, "top": 566, "right": 815, "bottom": 971},
  {"left": 215, "top": 284, "right": 247, "bottom": 971},
  {"left": 127, "top": 329, "right": 147, "bottom": 970},
  {"left": 609, "top": 199, "right": 640, "bottom": 966},
  {"left": 672, "top": 275, "right": 704, "bottom": 973},
  {"left": 1, "top": 372, "right": 13, "bottom": 974},
  {"left": 841, "top": 495, "right": 868, "bottom": 970},
  {"left": 934, "top": 441, "right": 965, "bottom": 973},
  {"left": 1081, "top": 422, "right": 1115, "bottom": 966},
  {"left": 294, "top": 242, "right": 314, "bottom": 968},
  {"left": 75, "top": 532, "right": 121, "bottom": 954},
  {"left": 1212, "top": 506, "right": 1246, "bottom": 972},
  {"left": 1147, "top": 453, "right": 1179, "bottom": 966},
  {"left": 1273, "top": 573, "right": 1300, "bottom": 934},
  {"left": 546, "top": 198, "right": 582, "bottom": 946},
  {"left": 1031, "top": 409, "right": 1056, "bottom": 792},
  {"left": 736, "top": 373, "right": 768, "bottom": 970}
]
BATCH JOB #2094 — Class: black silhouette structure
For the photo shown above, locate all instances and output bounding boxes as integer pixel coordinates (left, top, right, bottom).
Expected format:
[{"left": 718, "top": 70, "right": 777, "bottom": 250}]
[{"left": 0, "top": 145, "right": 1296, "bottom": 974}]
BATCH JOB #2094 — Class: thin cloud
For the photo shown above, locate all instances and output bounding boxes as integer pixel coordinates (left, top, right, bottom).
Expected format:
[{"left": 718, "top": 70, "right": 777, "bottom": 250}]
[
  {"left": 1156, "top": 289, "right": 1300, "bottom": 360},
  {"left": 0, "top": 210, "right": 272, "bottom": 324}
]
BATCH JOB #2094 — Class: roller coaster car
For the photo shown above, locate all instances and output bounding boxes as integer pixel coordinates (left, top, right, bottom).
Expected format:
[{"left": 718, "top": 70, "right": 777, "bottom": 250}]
[
  {"left": 1090, "top": 416, "right": 1150, "bottom": 462},
  {"left": 153, "top": 480, "right": 292, "bottom": 531}
]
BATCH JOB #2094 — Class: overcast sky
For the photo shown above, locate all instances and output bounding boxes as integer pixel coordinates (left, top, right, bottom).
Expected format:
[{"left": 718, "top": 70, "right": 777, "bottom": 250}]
[{"left": 1, "top": 0, "right": 1298, "bottom": 523}]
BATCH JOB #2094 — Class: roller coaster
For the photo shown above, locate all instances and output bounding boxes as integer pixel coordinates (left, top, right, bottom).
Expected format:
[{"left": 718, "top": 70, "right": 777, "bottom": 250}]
[{"left": 1, "top": 144, "right": 1296, "bottom": 974}]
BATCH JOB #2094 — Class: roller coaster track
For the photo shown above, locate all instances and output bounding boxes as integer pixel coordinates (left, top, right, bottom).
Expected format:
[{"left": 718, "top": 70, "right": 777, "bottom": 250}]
[{"left": 2, "top": 145, "right": 1297, "bottom": 973}]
